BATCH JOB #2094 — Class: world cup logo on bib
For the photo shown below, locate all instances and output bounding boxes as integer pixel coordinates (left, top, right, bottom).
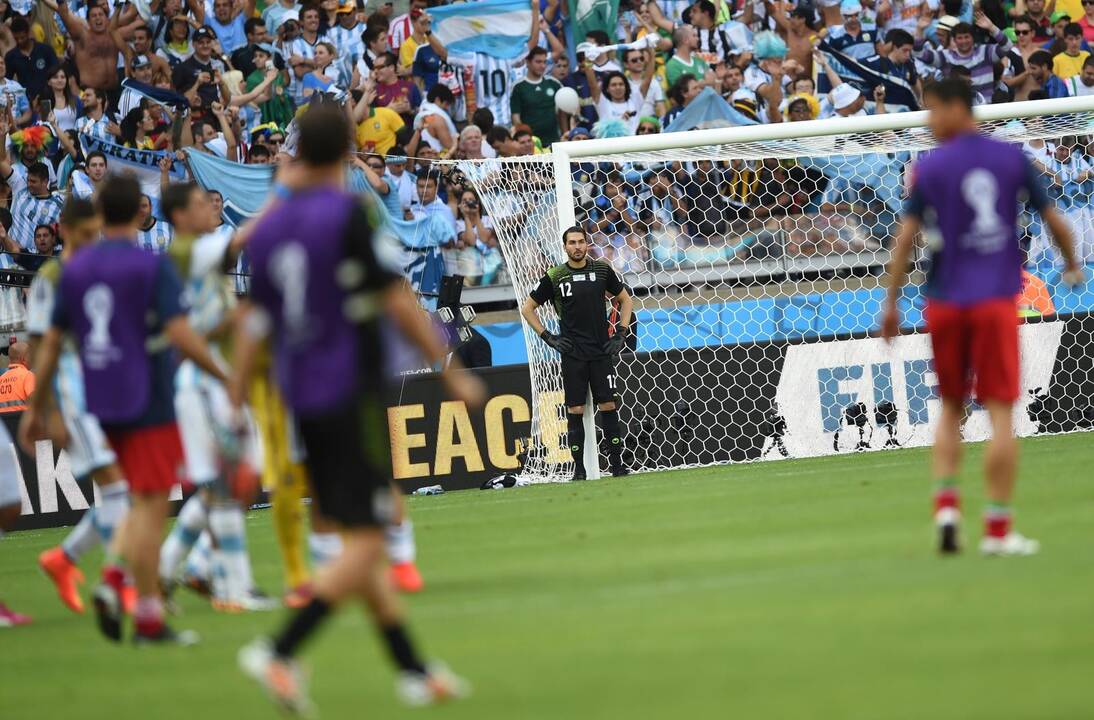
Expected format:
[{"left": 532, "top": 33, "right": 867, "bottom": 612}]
[
  {"left": 961, "top": 169, "right": 1005, "bottom": 251},
  {"left": 83, "top": 283, "right": 116, "bottom": 367}
]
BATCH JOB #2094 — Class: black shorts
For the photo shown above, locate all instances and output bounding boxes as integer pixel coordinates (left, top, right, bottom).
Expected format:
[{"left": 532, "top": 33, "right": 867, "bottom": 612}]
[
  {"left": 295, "top": 392, "right": 395, "bottom": 529},
  {"left": 562, "top": 355, "right": 616, "bottom": 408}
]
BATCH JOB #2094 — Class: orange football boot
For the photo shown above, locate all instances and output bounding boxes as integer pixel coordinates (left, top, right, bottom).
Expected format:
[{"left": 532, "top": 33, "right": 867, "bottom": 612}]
[{"left": 38, "top": 547, "right": 85, "bottom": 614}]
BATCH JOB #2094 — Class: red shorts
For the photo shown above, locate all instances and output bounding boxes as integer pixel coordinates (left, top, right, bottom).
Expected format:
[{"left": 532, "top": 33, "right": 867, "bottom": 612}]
[
  {"left": 106, "top": 423, "right": 185, "bottom": 494},
  {"left": 925, "top": 298, "right": 1020, "bottom": 404}
]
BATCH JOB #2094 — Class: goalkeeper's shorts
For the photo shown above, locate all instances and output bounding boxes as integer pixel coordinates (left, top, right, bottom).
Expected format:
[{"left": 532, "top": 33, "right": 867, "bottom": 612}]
[{"left": 561, "top": 355, "right": 616, "bottom": 408}]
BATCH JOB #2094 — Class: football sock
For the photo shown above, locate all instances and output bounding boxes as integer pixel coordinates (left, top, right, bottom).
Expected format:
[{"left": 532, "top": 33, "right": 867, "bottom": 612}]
[
  {"left": 134, "top": 595, "right": 165, "bottom": 636},
  {"left": 159, "top": 494, "right": 208, "bottom": 583},
  {"left": 380, "top": 623, "right": 428, "bottom": 674},
  {"left": 272, "top": 464, "right": 309, "bottom": 589},
  {"left": 600, "top": 410, "right": 623, "bottom": 461},
  {"left": 567, "top": 413, "right": 585, "bottom": 474},
  {"left": 61, "top": 509, "right": 100, "bottom": 563},
  {"left": 385, "top": 520, "right": 417, "bottom": 565},
  {"left": 209, "top": 501, "right": 254, "bottom": 599},
  {"left": 309, "top": 532, "right": 343, "bottom": 568},
  {"left": 933, "top": 478, "right": 959, "bottom": 516},
  {"left": 185, "top": 531, "right": 213, "bottom": 583},
  {"left": 984, "top": 502, "right": 1012, "bottom": 539},
  {"left": 101, "top": 564, "right": 126, "bottom": 593},
  {"left": 93, "top": 481, "right": 129, "bottom": 543},
  {"left": 273, "top": 597, "right": 332, "bottom": 658}
]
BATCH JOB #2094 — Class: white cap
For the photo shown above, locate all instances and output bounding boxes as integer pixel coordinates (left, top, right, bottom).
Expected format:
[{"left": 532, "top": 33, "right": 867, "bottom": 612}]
[
  {"left": 831, "top": 83, "right": 862, "bottom": 110},
  {"left": 731, "top": 87, "right": 758, "bottom": 103},
  {"left": 840, "top": 0, "right": 863, "bottom": 15}
]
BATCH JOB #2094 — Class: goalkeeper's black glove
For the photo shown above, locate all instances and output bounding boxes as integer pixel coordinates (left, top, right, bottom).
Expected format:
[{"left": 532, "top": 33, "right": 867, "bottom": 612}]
[
  {"left": 540, "top": 330, "right": 574, "bottom": 355},
  {"left": 606, "top": 325, "right": 630, "bottom": 356}
]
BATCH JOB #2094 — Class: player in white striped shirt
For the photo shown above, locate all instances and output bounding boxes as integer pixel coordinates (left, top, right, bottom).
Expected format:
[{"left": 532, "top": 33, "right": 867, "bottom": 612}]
[{"left": 136, "top": 194, "right": 175, "bottom": 254}]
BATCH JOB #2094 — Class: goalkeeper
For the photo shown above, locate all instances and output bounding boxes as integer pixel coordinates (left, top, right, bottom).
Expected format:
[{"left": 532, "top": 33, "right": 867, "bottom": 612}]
[{"left": 521, "top": 226, "right": 634, "bottom": 480}]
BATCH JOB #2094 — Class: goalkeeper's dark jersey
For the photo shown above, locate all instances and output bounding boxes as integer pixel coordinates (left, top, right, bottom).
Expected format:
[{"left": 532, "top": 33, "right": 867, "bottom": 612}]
[{"left": 529, "top": 259, "right": 624, "bottom": 360}]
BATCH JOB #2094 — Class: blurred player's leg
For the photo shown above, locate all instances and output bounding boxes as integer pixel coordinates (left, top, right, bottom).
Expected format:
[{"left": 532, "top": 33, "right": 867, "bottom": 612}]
[
  {"left": 971, "top": 299, "right": 1038, "bottom": 557},
  {"left": 251, "top": 370, "right": 311, "bottom": 600},
  {"left": 160, "top": 493, "right": 209, "bottom": 593},
  {"left": 387, "top": 491, "right": 422, "bottom": 593},
  {"left": 1, "top": 454, "right": 31, "bottom": 627},
  {"left": 40, "top": 414, "right": 128, "bottom": 614},
  {"left": 932, "top": 397, "right": 964, "bottom": 554}
]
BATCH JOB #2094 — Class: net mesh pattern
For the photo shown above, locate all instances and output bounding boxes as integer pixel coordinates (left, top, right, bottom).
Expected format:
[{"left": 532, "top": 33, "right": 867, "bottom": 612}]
[{"left": 457, "top": 109, "right": 1094, "bottom": 483}]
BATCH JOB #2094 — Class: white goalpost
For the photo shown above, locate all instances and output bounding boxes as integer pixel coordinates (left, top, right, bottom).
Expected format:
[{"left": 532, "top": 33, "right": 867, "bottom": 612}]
[{"left": 458, "top": 94, "right": 1094, "bottom": 483}]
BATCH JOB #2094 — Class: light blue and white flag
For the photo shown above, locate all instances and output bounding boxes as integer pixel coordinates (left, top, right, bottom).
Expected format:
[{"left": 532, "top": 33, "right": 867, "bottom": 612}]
[
  {"left": 664, "top": 87, "right": 759, "bottom": 133},
  {"left": 79, "top": 133, "right": 187, "bottom": 200},
  {"left": 429, "top": 0, "right": 532, "bottom": 60},
  {"left": 185, "top": 149, "right": 274, "bottom": 227}
]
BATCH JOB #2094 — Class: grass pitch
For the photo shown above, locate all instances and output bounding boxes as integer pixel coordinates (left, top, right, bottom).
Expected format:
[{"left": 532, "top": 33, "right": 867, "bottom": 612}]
[{"left": 2, "top": 433, "right": 1092, "bottom": 720}]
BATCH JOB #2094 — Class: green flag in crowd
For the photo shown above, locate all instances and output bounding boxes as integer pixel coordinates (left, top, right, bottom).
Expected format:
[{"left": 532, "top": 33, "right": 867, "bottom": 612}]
[{"left": 569, "top": 0, "right": 619, "bottom": 45}]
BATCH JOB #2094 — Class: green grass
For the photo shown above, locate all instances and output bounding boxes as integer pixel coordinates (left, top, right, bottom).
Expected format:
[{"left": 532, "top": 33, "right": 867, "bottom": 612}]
[{"left": 2, "top": 433, "right": 1093, "bottom": 720}]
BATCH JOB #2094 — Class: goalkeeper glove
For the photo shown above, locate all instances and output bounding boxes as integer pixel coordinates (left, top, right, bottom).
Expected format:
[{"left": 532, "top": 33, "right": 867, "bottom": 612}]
[
  {"left": 606, "top": 325, "right": 630, "bottom": 356},
  {"left": 540, "top": 330, "right": 573, "bottom": 355}
]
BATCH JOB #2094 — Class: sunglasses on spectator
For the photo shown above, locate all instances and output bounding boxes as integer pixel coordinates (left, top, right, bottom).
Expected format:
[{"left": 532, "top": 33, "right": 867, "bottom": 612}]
[
  {"left": 367, "top": 163, "right": 384, "bottom": 170},
  {"left": 1015, "top": 28, "right": 1032, "bottom": 34},
  {"left": 637, "top": 125, "right": 657, "bottom": 134},
  {"left": 373, "top": 61, "right": 390, "bottom": 69},
  {"left": 268, "top": 136, "right": 284, "bottom": 144}
]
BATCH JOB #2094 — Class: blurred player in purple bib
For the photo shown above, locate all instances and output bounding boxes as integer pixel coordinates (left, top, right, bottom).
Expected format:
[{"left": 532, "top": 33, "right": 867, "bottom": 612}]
[
  {"left": 21, "top": 175, "right": 229, "bottom": 645},
  {"left": 231, "top": 101, "right": 483, "bottom": 715},
  {"left": 882, "top": 78, "right": 1085, "bottom": 557}
]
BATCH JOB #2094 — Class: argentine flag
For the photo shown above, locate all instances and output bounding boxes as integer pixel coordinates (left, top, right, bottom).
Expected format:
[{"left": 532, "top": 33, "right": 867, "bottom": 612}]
[{"left": 430, "top": 0, "right": 532, "bottom": 60}]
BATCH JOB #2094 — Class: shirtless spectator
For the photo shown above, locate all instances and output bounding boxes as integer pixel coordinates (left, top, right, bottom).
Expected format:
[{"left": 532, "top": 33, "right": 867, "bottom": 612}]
[{"left": 44, "top": 0, "right": 123, "bottom": 91}]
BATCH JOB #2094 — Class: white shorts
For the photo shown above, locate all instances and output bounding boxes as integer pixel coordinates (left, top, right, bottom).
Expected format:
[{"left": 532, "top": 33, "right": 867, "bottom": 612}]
[
  {"left": 175, "top": 369, "right": 260, "bottom": 486},
  {"left": 63, "top": 411, "right": 117, "bottom": 479},
  {"left": 0, "top": 421, "right": 21, "bottom": 509}
]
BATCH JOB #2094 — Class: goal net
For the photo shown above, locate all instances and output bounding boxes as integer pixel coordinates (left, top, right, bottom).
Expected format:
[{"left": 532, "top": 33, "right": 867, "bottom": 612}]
[{"left": 456, "top": 96, "right": 1094, "bottom": 483}]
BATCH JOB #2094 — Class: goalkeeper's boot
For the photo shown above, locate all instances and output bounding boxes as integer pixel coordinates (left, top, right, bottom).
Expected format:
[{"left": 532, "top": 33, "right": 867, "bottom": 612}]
[
  {"left": 239, "top": 637, "right": 316, "bottom": 718},
  {"left": 396, "top": 663, "right": 470, "bottom": 707},
  {"left": 935, "top": 507, "right": 960, "bottom": 555},
  {"left": 608, "top": 454, "right": 629, "bottom": 478},
  {"left": 570, "top": 469, "right": 587, "bottom": 482},
  {"left": 39, "top": 546, "right": 85, "bottom": 614},
  {"left": 391, "top": 561, "right": 425, "bottom": 594},
  {"left": 979, "top": 532, "right": 1039, "bottom": 557}
]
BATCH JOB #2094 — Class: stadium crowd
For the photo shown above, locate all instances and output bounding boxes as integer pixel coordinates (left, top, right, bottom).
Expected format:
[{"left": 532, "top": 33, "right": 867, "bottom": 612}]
[{"left": 0, "top": 0, "right": 1089, "bottom": 289}]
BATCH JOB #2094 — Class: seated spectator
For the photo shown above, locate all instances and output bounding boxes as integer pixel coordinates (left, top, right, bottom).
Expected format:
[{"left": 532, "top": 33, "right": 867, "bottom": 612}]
[
  {"left": 663, "top": 73, "right": 701, "bottom": 127},
  {"left": 0, "top": 57, "right": 31, "bottom": 128},
  {"left": 1028, "top": 49, "right": 1070, "bottom": 95},
  {"left": 512, "top": 125, "right": 538, "bottom": 155},
  {"left": 784, "top": 92, "right": 820, "bottom": 121},
  {"left": 824, "top": 0, "right": 880, "bottom": 60},
  {"left": 1052, "top": 22, "right": 1089, "bottom": 77},
  {"left": 5, "top": 16, "right": 58, "bottom": 100},
  {"left": 302, "top": 41, "right": 341, "bottom": 98},
  {"left": 665, "top": 25, "right": 713, "bottom": 89},
  {"left": 119, "top": 106, "right": 157, "bottom": 149},
  {"left": 158, "top": 15, "right": 197, "bottom": 67},
  {"left": 917, "top": 15, "right": 1012, "bottom": 102},
  {"left": 372, "top": 51, "right": 421, "bottom": 123},
  {"left": 454, "top": 124, "right": 485, "bottom": 159},
  {"left": 636, "top": 116, "right": 660, "bottom": 134},
  {"left": 413, "top": 84, "right": 457, "bottom": 155},
  {"left": 453, "top": 188, "right": 497, "bottom": 285},
  {"left": 207, "top": 0, "right": 251, "bottom": 54},
  {"left": 1066, "top": 54, "right": 1094, "bottom": 93}
]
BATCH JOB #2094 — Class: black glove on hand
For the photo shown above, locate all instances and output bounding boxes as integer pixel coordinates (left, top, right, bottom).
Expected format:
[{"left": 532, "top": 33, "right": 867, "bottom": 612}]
[
  {"left": 606, "top": 325, "right": 630, "bottom": 356},
  {"left": 541, "top": 330, "right": 574, "bottom": 355}
]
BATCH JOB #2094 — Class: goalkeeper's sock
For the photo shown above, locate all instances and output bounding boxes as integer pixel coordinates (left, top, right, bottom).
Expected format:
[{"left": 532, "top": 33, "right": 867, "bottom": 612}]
[
  {"left": 984, "top": 502, "right": 1012, "bottom": 539},
  {"left": 379, "top": 623, "right": 428, "bottom": 674},
  {"left": 159, "top": 494, "right": 208, "bottom": 583},
  {"left": 600, "top": 410, "right": 623, "bottom": 463},
  {"left": 567, "top": 413, "right": 585, "bottom": 476},
  {"left": 272, "top": 465, "right": 310, "bottom": 589}
]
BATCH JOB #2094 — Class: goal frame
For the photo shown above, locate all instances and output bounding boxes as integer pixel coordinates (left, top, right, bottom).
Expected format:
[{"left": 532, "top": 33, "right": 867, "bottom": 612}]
[{"left": 533, "top": 94, "right": 1094, "bottom": 480}]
